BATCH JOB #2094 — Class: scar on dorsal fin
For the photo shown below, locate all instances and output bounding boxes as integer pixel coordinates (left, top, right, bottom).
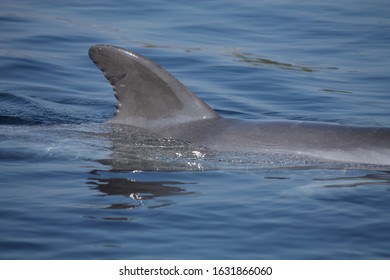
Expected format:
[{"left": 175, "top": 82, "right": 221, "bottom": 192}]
[{"left": 88, "top": 45, "right": 219, "bottom": 129}]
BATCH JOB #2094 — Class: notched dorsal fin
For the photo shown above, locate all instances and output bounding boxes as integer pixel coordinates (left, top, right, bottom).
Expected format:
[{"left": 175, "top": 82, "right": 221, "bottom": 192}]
[{"left": 89, "top": 45, "right": 219, "bottom": 129}]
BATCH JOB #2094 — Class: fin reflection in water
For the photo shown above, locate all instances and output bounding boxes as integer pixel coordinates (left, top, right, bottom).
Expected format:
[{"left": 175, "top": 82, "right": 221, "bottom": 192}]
[{"left": 85, "top": 170, "right": 196, "bottom": 221}]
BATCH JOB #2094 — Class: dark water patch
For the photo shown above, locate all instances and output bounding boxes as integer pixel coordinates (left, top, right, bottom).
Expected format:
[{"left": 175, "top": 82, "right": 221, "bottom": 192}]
[
  {"left": 0, "top": 115, "right": 42, "bottom": 125},
  {"left": 322, "top": 88, "right": 352, "bottom": 94},
  {"left": 232, "top": 52, "right": 340, "bottom": 73}
]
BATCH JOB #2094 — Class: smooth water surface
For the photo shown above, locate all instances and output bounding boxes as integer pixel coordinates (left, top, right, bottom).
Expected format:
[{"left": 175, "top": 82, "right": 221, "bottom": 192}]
[{"left": 1, "top": 0, "right": 390, "bottom": 259}]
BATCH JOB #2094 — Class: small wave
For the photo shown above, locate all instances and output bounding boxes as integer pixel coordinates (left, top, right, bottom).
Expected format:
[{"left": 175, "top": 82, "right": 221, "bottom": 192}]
[
  {"left": 0, "top": 91, "right": 45, "bottom": 125},
  {"left": 0, "top": 91, "right": 98, "bottom": 125}
]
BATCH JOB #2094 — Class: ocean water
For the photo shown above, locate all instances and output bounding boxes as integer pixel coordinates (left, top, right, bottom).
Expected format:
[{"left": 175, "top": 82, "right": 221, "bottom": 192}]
[{"left": 1, "top": 0, "right": 390, "bottom": 259}]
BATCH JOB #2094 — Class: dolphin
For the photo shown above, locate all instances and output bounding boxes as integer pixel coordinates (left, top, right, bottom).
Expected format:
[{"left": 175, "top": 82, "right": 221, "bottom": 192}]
[{"left": 88, "top": 45, "right": 390, "bottom": 166}]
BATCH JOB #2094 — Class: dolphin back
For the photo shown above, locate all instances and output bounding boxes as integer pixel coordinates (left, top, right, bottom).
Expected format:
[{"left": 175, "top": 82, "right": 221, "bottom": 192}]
[{"left": 89, "top": 45, "right": 219, "bottom": 129}]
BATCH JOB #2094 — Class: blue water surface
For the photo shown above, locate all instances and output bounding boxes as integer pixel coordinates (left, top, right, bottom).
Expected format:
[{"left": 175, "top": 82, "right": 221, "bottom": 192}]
[{"left": 1, "top": 0, "right": 390, "bottom": 259}]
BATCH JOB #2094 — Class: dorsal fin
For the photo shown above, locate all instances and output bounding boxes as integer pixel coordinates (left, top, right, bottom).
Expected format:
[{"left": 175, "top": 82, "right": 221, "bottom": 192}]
[{"left": 89, "top": 45, "right": 219, "bottom": 129}]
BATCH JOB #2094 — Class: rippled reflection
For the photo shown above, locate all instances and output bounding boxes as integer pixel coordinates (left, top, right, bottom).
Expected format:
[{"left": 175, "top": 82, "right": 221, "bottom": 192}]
[
  {"left": 316, "top": 171, "right": 390, "bottom": 188},
  {"left": 88, "top": 174, "right": 195, "bottom": 200},
  {"left": 86, "top": 169, "right": 196, "bottom": 218}
]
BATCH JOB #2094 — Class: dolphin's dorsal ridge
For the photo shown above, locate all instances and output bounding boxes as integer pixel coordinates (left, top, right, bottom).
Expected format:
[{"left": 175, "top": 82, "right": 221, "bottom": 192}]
[{"left": 89, "top": 45, "right": 219, "bottom": 129}]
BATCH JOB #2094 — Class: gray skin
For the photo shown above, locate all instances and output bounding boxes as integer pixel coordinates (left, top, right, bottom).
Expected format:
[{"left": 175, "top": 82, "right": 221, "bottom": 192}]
[{"left": 89, "top": 45, "right": 390, "bottom": 166}]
